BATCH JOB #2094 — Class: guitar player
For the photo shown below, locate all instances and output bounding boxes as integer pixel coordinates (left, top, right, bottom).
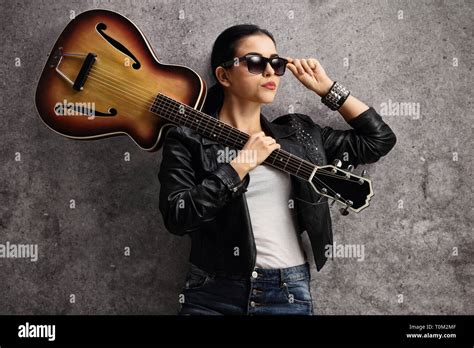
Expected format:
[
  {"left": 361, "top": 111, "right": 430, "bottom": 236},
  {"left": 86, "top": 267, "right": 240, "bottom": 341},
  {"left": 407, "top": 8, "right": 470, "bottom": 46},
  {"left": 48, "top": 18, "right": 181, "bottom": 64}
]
[{"left": 158, "top": 24, "right": 397, "bottom": 315}]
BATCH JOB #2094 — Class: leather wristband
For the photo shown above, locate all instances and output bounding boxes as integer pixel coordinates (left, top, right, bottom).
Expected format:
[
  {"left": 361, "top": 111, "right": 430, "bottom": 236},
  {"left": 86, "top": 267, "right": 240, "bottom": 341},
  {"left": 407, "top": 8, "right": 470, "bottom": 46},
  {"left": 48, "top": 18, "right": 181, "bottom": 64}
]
[{"left": 321, "top": 81, "right": 350, "bottom": 111}]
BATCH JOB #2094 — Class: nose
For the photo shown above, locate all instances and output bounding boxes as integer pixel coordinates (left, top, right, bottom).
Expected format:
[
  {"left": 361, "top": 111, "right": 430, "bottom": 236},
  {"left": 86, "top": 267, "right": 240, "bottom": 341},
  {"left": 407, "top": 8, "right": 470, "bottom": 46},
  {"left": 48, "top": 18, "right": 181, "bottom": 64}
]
[{"left": 263, "top": 62, "right": 275, "bottom": 77}]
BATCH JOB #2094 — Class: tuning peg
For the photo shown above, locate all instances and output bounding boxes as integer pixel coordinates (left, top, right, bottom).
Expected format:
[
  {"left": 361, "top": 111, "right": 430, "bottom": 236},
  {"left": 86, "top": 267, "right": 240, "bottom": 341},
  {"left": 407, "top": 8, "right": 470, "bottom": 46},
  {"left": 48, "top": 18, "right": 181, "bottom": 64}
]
[
  {"left": 358, "top": 169, "right": 368, "bottom": 185},
  {"left": 330, "top": 193, "right": 341, "bottom": 206},
  {"left": 331, "top": 159, "right": 342, "bottom": 173},
  {"left": 339, "top": 207, "right": 349, "bottom": 216},
  {"left": 317, "top": 188, "right": 328, "bottom": 202},
  {"left": 339, "top": 200, "right": 353, "bottom": 216},
  {"left": 345, "top": 164, "right": 355, "bottom": 178}
]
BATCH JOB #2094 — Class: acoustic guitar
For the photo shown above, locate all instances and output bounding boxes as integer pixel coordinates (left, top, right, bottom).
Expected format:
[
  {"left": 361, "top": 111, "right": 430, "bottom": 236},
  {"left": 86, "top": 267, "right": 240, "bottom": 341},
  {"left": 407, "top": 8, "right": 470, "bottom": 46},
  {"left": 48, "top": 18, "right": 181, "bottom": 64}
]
[{"left": 35, "top": 9, "right": 373, "bottom": 215}]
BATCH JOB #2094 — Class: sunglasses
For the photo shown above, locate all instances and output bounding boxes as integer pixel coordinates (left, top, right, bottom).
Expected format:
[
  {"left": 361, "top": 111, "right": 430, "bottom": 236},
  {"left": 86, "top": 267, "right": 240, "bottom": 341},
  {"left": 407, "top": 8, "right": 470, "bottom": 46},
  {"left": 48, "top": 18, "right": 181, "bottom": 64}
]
[{"left": 220, "top": 54, "right": 289, "bottom": 76}]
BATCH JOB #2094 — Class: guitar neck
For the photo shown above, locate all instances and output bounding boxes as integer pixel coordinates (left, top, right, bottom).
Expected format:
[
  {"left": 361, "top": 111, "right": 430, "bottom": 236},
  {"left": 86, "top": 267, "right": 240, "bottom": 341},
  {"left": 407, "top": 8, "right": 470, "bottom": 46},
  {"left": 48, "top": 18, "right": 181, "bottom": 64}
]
[{"left": 151, "top": 93, "right": 316, "bottom": 181}]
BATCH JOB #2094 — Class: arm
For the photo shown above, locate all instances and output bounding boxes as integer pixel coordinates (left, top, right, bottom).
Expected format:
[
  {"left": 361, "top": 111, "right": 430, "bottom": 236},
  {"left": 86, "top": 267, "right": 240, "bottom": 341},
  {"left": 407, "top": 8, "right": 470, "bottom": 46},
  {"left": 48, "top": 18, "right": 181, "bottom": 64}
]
[
  {"left": 285, "top": 57, "right": 397, "bottom": 168},
  {"left": 313, "top": 80, "right": 397, "bottom": 167},
  {"left": 319, "top": 104, "right": 397, "bottom": 168},
  {"left": 158, "top": 126, "right": 249, "bottom": 236}
]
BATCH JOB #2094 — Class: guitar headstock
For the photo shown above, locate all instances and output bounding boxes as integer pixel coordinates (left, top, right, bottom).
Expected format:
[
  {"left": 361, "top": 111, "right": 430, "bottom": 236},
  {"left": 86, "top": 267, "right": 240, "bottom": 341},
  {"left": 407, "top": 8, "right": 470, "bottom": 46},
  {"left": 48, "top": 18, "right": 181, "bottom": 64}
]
[{"left": 308, "top": 160, "right": 373, "bottom": 215}]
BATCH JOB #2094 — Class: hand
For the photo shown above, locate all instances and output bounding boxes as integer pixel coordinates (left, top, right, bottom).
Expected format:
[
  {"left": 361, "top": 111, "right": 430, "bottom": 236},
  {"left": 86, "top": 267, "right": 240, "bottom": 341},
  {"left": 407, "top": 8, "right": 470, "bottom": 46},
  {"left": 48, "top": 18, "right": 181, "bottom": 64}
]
[
  {"left": 285, "top": 57, "right": 334, "bottom": 97},
  {"left": 230, "top": 131, "right": 281, "bottom": 180}
]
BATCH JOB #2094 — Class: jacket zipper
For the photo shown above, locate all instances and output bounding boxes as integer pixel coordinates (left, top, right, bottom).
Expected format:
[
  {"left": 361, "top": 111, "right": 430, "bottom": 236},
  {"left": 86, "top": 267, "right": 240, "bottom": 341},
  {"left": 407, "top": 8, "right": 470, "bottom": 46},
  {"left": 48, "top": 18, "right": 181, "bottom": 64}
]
[{"left": 241, "top": 192, "right": 257, "bottom": 273}]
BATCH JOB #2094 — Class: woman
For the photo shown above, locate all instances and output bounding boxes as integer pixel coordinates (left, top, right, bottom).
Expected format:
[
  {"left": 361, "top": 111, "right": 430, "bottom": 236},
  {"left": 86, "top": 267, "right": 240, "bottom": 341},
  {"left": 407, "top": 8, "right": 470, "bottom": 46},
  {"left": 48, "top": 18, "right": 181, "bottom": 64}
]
[{"left": 158, "top": 24, "right": 396, "bottom": 315}]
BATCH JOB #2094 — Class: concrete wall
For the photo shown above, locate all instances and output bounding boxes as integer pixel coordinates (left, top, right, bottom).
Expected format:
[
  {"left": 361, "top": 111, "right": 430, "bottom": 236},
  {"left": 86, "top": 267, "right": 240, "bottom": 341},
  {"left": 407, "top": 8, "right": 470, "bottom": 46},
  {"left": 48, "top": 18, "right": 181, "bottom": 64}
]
[{"left": 1, "top": 0, "right": 472, "bottom": 314}]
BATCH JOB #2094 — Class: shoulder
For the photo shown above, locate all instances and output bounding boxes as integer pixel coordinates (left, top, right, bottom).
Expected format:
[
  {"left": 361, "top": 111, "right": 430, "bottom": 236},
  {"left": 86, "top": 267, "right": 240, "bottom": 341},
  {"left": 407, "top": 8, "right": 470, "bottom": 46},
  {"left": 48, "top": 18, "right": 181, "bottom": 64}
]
[
  {"left": 162, "top": 125, "right": 202, "bottom": 151},
  {"left": 164, "top": 124, "right": 200, "bottom": 141}
]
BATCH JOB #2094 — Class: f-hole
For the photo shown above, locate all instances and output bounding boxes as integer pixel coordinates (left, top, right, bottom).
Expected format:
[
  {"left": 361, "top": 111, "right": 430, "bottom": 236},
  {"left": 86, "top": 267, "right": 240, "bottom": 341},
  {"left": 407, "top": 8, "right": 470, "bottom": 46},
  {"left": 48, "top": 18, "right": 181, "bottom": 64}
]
[{"left": 96, "top": 23, "right": 141, "bottom": 69}]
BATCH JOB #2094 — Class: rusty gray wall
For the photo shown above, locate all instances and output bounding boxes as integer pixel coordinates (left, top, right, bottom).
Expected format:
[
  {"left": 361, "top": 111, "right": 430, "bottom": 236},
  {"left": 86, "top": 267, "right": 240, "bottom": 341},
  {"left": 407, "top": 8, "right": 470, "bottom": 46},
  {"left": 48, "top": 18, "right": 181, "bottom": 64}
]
[{"left": 1, "top": 0, "right": 472, "bottom": 315}]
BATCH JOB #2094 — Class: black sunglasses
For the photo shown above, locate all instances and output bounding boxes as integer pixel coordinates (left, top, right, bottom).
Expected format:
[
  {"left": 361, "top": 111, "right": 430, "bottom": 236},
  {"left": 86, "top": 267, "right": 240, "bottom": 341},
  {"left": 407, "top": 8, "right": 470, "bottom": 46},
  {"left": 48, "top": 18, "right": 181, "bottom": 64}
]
[{"left": 220, "top": 54, "right": 289, "bottom": 76}]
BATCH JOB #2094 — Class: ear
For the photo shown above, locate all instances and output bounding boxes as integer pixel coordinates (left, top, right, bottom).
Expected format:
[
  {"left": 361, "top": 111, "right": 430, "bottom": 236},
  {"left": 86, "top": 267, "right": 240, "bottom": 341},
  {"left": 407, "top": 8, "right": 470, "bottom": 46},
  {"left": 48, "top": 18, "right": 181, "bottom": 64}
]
[{"left": 215, "top": 66, "right": 231, "bottom": 87}]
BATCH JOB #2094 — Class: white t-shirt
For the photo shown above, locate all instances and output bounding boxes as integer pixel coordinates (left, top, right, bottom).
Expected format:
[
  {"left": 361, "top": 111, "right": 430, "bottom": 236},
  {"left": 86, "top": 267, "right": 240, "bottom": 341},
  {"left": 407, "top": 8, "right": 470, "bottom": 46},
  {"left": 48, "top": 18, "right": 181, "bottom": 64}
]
[{"left": 245, "top": 164, "right": 307, "bottom": 269}]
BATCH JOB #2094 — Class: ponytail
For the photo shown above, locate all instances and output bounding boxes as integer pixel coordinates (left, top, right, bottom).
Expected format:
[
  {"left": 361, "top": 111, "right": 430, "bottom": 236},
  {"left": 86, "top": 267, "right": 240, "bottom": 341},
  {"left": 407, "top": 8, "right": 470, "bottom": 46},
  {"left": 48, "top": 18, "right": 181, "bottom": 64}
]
[{"left": 202, "top": 82, "right": 224, "bottom": 116}]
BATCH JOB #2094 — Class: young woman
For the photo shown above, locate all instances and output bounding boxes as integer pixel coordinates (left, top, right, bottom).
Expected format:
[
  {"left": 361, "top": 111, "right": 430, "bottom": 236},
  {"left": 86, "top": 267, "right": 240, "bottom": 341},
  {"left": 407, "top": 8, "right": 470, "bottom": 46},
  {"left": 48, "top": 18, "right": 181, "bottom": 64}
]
[{"left": 158, "top": 24, "right": 396, "bottom": 315}]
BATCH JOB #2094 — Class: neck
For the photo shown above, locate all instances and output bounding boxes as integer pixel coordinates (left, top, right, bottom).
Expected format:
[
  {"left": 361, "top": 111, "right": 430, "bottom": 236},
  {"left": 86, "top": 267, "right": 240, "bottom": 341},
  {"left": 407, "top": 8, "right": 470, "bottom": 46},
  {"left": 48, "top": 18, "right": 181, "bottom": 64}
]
[{"left": 217, "top": 94, "right": 263, "bottom": 134}]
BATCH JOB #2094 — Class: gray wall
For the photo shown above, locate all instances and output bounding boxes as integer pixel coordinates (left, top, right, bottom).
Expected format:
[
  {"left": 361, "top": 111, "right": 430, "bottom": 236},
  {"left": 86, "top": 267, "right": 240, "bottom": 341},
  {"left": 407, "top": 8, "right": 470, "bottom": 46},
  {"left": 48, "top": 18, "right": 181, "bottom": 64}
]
[{"left": 1, "top": 0, "right": 472, "bottom": 315}]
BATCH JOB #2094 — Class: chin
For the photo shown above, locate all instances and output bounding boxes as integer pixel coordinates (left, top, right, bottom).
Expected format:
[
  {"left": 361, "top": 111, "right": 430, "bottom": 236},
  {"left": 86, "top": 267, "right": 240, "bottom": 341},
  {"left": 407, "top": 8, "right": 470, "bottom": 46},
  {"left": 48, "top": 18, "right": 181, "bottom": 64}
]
[
  {"left": 262, "top": 96, "right": 276, "bottom": 104},
  {"left": 260, "top": 98, "right": 275, "bottom": 105},
  {"left": 257, "top": 92, "right": 276, "bottom": 104}
]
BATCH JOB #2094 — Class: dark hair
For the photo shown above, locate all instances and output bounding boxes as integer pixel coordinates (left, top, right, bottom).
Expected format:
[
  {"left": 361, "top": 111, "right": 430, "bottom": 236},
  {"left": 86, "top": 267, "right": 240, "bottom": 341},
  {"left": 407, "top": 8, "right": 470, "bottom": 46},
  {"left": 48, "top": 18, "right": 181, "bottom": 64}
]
[{"left": 201, "top": 24, "right": 276, "bottom": 116}]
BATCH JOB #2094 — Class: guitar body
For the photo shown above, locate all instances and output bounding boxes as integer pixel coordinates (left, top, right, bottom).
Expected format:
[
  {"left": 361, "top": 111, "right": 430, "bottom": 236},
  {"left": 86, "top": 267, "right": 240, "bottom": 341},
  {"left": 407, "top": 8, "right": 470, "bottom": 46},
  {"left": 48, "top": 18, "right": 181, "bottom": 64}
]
[{"left": 35, "top": 9, "right": 206, "bottom": 151}]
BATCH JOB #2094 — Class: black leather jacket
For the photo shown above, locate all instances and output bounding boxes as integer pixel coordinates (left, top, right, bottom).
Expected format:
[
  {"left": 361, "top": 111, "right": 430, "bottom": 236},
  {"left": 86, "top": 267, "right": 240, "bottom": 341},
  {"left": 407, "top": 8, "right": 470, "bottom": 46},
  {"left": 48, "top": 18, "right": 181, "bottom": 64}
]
[{"left": 158, "top": 106, "right": 396, "bottom": 276}]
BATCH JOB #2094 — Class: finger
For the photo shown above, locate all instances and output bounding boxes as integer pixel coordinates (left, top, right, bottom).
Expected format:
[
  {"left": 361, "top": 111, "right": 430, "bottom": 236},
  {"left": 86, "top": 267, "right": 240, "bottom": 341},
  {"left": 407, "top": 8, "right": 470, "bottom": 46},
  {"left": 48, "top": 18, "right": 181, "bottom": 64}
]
[
  {"left": 293, "top": 59, "right": 304, "bottom": 75},
  {"left": 265, "top": 137, "right": 276, "bottom": 145},
  {"left": 260, "top": 136, "right": 274, "bottom": 145},
  {"left": 301, "top": 59, "right": 314, "bottom": 77},
  {"left": 265, "top": 137, "right": 278, "bottom": 145},
  {"left": 310, "top": 58, "right": 322, "bottom": 74},
  {"left": 249, "top": 132, "right": 264, "bottom": 142},
  {"left": 307, "top": 58, "right": 317, "bottom": 70},
  {"left": 286, "top": 63, "right": 297, "bottom": 75}
]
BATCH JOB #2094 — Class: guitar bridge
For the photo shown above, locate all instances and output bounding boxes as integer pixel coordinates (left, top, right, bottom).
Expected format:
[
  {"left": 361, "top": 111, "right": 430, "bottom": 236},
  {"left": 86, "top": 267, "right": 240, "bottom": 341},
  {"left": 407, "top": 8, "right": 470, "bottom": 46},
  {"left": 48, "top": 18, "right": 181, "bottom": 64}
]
[
  {"left": 52, "top": 48, "right": 97, "bottom": 91},
  {"left": 72, "top": 53, "right": 96, "bottom": 91}
]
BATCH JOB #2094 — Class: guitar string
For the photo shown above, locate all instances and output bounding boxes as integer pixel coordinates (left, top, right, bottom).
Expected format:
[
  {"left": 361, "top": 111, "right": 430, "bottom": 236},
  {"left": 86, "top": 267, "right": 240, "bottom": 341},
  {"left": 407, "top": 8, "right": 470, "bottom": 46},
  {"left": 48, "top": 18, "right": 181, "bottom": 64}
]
[
  {"left": 88, "top": 71, "right": 352, "bottom": 186},
  {"left": 158, "top": 91, "right": 361, "bottom": 189},
  {"left": 88, "top": 70, "right": 312, "bottom": 180},
  {"left": 89, "top": 65, "right": 359, "bottom": 183},
  {"left": 85, "top": 70, "right": 359, "bottom": 204},
  {"left": 90, "top": 65, "right": 313, "bottom": 172},
  {"left": 88, "top": 66, "right": 357, "bottom": 183},
  {"left": 87, "top": 69, "right": 359, "bottom": 205},
  {"left": 86, "top": 73, "right": 307, "bottom": 176},
  {"left": 89, "top": 65, "right": 353, "bottom": 181},
  {"left": 88, "top": 69, "right": 323, "bottom": 177},
  {"left": 87, "top": 70, "right": 356, "bottom": 185},
  {"left": 92, "top": 65, "right": 165, "bottom": 96},
  {"left": 84, "top": 73, "right": 352, "bottom": 205}
]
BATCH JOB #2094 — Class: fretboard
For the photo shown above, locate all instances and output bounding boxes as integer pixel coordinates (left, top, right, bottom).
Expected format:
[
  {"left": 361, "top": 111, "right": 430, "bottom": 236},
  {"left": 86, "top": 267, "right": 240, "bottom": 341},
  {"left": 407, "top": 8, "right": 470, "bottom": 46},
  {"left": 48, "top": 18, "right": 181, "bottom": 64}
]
[{"left": 151, "top": 93, "right": 316, "bottom": 181}]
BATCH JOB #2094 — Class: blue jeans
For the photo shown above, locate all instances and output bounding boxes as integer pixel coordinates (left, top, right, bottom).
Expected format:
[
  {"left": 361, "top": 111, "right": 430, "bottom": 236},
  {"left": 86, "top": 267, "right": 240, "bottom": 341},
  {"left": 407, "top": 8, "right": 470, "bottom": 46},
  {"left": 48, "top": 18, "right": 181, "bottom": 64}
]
[{"left": 178, "top": 262, "right": 314, "bottom": 315}]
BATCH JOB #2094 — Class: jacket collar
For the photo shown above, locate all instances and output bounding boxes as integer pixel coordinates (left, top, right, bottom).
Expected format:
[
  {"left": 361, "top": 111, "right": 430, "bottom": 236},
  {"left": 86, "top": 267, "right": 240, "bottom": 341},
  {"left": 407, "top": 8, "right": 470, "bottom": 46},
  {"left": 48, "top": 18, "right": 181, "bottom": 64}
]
[{"left": 201, "top": 107, "right": 296, "bottom": 145}]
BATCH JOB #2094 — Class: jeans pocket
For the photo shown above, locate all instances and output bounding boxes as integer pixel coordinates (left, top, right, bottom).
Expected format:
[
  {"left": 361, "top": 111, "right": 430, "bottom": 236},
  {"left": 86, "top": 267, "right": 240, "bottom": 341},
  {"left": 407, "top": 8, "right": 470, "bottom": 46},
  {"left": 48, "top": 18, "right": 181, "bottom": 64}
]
[
  {"left": 184, "top": 264, "right": 211, "bottom": 290},
  {"left": 282, "top": 279, "right": 312, "bottom": 304}
]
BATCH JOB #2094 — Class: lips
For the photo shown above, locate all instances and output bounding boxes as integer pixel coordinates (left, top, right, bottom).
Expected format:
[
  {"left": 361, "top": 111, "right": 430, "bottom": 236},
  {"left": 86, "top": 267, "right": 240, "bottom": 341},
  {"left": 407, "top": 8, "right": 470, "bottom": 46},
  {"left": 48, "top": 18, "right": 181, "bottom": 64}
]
[{"left": 262, "top": 82, "right": 276, "bottom": 89}]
